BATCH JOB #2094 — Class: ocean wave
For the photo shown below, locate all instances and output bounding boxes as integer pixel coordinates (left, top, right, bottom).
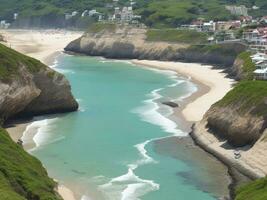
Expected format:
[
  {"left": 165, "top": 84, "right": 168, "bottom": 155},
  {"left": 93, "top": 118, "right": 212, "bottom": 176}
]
[
  {"left": 134, "top": 140, "right": 156, "bottom": 166},
  {"left": 99, "top": 164, "right": 159, "bottom": 200},
  {"left": 21, "top": 116, "right": 64, "bottom": 152},
  {"left": 132, "top": 88, "right": 186, "bottom": 136},
  {"left": 49, "top": 55, "right": 75, "bottom": 74}
]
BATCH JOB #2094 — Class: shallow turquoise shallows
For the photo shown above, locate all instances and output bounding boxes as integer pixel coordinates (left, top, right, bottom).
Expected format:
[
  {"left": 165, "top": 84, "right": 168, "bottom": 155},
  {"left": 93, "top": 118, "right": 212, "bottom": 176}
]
[{"left": 30, "top": 54, "right": 218, "bottom": 200}]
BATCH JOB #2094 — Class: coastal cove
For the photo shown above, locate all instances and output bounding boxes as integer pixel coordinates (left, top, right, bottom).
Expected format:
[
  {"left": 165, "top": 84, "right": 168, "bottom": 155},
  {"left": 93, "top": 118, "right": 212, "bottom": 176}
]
[
  {"left": 21, "top": 54, "right": 231, "bottom": 200},
  {"left": 2, "top": 30, "right": 235, "bottom": 200}
]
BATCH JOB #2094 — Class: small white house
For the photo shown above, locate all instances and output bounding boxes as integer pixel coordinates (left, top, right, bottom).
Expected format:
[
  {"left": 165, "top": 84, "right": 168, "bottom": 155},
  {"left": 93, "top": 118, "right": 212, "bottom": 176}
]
[{"left": 254, "top": 68, "right": 267, "bottom": 80}]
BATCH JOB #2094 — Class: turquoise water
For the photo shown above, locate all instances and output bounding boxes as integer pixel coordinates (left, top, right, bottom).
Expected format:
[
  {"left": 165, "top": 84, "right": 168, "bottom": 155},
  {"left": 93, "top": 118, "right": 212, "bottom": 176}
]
[{"left": 26, "top": 55, "right": 220, "bottom": 200}]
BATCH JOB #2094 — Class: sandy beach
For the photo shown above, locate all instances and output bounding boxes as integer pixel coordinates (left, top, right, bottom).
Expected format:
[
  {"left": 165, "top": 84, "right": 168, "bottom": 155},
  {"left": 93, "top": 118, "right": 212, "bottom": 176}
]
[
  {"left": 1, "top": 29, "right": 82, "bottom": 200},
  {"left": 132, "top": 60, "right": 235, "bottom": 122}
]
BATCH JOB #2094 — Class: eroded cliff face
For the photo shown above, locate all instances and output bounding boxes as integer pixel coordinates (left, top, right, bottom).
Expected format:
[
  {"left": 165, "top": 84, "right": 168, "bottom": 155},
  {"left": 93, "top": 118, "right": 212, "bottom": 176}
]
[
  {"left": 0, "top": 44, "right": 78, "bottom": 122},
  {"left": 65, "top": 27, "right": 246, "bottom": 68},
  {"left": 65, "top": 27, "right": 187, "bottom": 59},
  {"left": 203, "top": 81, "right": 267, "bottom": 147},
  {"left": 0, "top": 65, "right": 78, "bottom": 121},
  {"left": 204, "top": 106, "right": 266, "bottom": 147}
]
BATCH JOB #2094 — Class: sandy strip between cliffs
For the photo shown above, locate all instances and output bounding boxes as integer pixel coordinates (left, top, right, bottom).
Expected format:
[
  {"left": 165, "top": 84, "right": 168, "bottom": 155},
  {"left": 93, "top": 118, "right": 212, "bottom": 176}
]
[{"left": 1, "top": 29, "right": 82, "bottom": 200}]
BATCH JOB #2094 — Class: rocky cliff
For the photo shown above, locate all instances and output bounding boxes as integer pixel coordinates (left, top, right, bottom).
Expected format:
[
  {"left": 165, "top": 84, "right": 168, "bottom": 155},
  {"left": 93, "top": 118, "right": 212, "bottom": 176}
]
[
  {"left": 204, "top": 81, "right": 267, "bottom": 147},
  {"left": 0, "top": 43, "right": 78, "bottom": 122},
  {"left": 65, "top": 26, "right": 246, "bottom": 70}
]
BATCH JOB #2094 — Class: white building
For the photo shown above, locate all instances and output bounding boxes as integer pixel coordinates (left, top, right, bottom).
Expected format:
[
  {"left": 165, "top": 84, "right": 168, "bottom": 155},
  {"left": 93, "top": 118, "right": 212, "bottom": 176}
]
[
  {"left": 254, "top": 68, "right": 267, "bottom": 80},
  {"left": 110, "top": 6, "right": 135, "bottom": 23},
  {"left": 226, "top": 5, "right": 248, "bottom": 16},
  {"left": 252, "top": 54, "right": 267, "bottom": 80},
  {"left": 89, "top": 10, "right": 98, "bottom": 16},
  {"left": 121, "top": 7, "right": 134, "bottom": 22},
  {"left": 14, "top": 13, "right": 18, "bottom": 20},
  {"left": 0, "top": 21, "right": 10, "bottom": 29},
  {"left": 81, "top": 10, "right": 88, "bottom": 17}
]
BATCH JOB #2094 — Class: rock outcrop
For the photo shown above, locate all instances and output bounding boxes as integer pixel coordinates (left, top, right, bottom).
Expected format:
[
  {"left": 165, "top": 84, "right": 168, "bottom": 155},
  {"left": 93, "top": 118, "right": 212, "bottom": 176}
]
[
  {"left": 205, "top": 106, "right": 265, "bottom": 147},
  {"left": 203, "top": 81, "right": 267, "bottom": 147},
  {"left": 65, "top": 26, "right": 246, "bottom": 70},
  {"left": 0, "top": 43, "right": 78, "bottom": 122}
]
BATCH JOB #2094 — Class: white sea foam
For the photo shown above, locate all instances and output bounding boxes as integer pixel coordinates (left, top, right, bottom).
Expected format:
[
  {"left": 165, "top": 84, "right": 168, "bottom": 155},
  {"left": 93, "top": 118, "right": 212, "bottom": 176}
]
[
  {"left": 132, "top": 88, "right": 186, "bottom": 137},
  {"left": 81, "top": 195, "right": 92, "bottom": 200},
  {"left": 134, "top": 140, "right": 156, "bottom": 166},
  {"left": 21, "top": 116, "right": 64, "bottom": 152},
  {"left": 99, "top": 165, "right": 159, "bottom": 200},
  {"left": 49, "top": 56, "right": 75, "bottom": 74}
]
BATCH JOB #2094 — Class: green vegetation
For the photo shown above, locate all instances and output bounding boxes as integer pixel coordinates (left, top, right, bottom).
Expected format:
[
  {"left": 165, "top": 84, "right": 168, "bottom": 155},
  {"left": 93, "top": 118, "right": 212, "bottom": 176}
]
[
  {"left": 235, "top": 177, "right": 267, "bottom": 200},
  {"left": 186, "top": 43, "right": 244, "bottom": 57},
  {"left": 146, "top": 29, "right": 207, "bottom": 44},
  {"left": 215, "top": 81, "right": 267, "bottom": 116},
  {"left": 0, "top": 128, "right": 62, "bottom": 200},
  {"left": 0, "top": 0, "right": 266, "bottom": 28},
  {"left": 237, "top": 52, "right": 256, "bottom": 80},
  {"left": 87, "top": 23, "right": 116, "bottom": 33},
  {"left": 0, "top": 43, "right": 45, "bottom": 80},
  {"left": 137, "top": 0, "right": 267, "bottom": 28}
]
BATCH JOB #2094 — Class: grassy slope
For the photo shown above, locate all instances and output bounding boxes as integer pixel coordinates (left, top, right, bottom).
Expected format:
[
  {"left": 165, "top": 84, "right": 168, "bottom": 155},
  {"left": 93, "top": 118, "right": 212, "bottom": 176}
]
[
  {"left": 0, "top": 43, "right": 45, "bottom": 80},
  {"left": 215, "top": 80, "right": 267, "bottom": 116},
  {"left": 237, "top": 52, "right": 256, "bottom": 80},
  {"left": 187, "top": 44, "right": 240, "bottom": 56},
  {"left": 146, "top": 29, "right": 207, "bottom": 44},
  {"left": 235, "top": 177, "right": 267, "bottom": 200},
  {"left": 0, "top": 128, "right": 62, "bottom": 200},
  {"left": 86, "top": 23, "right": 116, "bottom": 33}
]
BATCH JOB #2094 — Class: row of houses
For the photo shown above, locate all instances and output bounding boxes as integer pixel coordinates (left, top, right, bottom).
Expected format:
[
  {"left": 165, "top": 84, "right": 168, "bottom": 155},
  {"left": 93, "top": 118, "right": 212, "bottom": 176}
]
[
  {"left": 65, "top": 2, "right": 141, "bottom": 24},
  {"left": 243, "top": 27, "right": 267, "bottom": 54},
  {"left": 252, "top": 53, "right": 267, "bottom": 80}
]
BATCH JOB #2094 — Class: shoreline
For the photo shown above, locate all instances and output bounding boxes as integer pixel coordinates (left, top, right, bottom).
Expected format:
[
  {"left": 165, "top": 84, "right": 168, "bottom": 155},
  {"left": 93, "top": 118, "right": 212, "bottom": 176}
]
[{"left": 2, "top": 30, "right": 243, "bottom": 199}]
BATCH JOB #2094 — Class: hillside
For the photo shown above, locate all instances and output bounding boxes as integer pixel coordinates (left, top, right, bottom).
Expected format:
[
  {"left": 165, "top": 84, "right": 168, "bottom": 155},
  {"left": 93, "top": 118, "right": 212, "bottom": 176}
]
[
  {"left": 0, "top": 0, "right": 267, "bottom": 28},
  {"left": 0, "top": 128, "right": 62, "bottom": 200},
  {"left": 235, "top": 177, "right": 267, "bottom": 200},
  {"left": 0, "top": 43, "right": 78, "bottom": 199},
  {"left": 231, "top": 52, "right": 256, "bottom": 80}
]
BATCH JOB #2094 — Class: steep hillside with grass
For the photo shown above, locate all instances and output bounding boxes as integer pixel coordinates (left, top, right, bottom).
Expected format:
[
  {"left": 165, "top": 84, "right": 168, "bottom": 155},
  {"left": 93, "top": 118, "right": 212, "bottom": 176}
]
[
  {"left": 0, "top": 128, "right": 62, "bottom": 200},
  {"left": 235, "top": 177, "right": 267, "bottom": 200}
]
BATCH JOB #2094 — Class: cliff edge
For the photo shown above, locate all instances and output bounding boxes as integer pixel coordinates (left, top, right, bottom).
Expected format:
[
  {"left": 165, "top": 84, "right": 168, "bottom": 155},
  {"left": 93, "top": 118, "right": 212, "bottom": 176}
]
[
  {"left": 0, "top": 43, "right": 78, "bottom": 121},
  {"left": 65, "top": 24, "right": 246, "bottom": 70}
]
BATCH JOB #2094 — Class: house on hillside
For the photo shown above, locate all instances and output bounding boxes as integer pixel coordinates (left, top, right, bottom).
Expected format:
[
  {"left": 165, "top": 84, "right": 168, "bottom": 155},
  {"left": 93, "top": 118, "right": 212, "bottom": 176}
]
[
  {"left": 254, "top": 68, "right": 267, "bottom": 80},
  {"left": 244, "top": 28, "right": 267, "bottom": 54},
  {"left": 252, "top": 54, "right": 267, "bottom": 80}
]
